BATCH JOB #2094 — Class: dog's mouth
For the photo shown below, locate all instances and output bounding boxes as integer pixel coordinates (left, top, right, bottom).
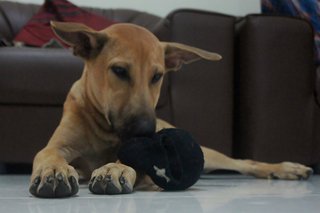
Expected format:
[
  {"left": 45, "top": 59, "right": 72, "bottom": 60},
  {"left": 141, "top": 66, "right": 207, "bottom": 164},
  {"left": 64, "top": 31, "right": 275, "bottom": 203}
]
[
  {"left": 118, "top": 124, "right": 156, "bottom": 142},
  {"left": 106, "top": 110, "right": 156, "bottom": 141},
  {"left": 108, "top": 114, "right": 156, "bottom": 141}
]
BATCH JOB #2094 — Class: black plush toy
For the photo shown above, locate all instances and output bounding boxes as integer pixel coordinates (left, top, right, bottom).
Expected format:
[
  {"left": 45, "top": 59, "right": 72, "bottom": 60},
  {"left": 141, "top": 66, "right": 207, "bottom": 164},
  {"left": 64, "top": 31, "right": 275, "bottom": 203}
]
[{"left": 118, "top": 128, "right": 204, "bottom": 191}]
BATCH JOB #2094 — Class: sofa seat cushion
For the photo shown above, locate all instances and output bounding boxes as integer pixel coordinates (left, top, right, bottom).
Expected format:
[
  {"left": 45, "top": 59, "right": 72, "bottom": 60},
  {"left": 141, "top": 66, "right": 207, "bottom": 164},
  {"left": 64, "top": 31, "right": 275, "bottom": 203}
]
[{"left": 0, "top": 47, "right": 83, "bottom": 105}]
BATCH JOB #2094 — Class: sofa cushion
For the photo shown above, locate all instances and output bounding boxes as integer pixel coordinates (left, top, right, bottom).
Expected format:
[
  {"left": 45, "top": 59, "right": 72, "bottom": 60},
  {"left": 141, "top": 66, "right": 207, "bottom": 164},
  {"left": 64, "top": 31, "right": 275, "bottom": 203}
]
[
  {"left": 14, "top": 0, "right": 115, "bottom": 47},
  {"left": 162, "top": 10, "right": 235, "bottom": 156},
  {"left": 0, "top": 46, "right": 171, "bottom": 108},
  {"left": 0, "top": 47, "right": 83, "bottom": 105},
  {"left": 234, "top": 15, "right": 315, "bottom": 164}
]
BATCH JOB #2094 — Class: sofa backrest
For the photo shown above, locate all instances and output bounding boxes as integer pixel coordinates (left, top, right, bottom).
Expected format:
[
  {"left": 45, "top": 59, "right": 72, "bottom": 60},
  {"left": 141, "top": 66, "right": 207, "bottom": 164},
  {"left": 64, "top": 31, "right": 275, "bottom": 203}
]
[{"left": 0, "top": 1, "right": 161, "bottom": 41}]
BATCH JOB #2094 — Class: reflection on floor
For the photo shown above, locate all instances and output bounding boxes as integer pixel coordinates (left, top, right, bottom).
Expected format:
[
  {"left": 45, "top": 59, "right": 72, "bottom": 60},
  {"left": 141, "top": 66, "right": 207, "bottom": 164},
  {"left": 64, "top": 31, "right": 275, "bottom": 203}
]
[{"left": 0, "top": 175, "right": 319, "bottom": 213}]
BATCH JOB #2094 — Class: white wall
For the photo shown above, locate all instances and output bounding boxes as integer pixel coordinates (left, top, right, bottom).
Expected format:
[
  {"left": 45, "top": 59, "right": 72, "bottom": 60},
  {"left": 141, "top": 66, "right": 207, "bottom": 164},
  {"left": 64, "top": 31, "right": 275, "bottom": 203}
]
[{"left": 7, "top": 0, "right": 261, "bottom": 17}]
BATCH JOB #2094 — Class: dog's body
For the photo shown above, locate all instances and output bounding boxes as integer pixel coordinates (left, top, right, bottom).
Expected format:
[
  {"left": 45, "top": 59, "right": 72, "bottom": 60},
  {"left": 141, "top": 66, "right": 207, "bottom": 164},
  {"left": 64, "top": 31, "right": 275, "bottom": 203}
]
[{"left": 30, "top": 22, "right": 312, "bottom": 198}]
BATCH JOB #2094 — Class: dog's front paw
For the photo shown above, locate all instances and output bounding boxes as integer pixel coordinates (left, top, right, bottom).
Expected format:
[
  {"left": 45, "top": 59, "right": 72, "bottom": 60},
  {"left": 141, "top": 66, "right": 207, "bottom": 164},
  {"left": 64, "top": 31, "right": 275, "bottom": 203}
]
[
  {"left": 268, "top": 162, "right": 313, "bottom": 180},
  {"left": 29, "top": 164, "right": 79, "bottom": 198},
  {"left": 89, "top": 163, "right": 136, "bottom": 195}
]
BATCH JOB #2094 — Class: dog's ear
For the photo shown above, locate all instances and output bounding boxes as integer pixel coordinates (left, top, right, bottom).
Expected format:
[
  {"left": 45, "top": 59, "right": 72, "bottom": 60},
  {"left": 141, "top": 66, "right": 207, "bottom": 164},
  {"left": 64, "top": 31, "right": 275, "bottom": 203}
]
[
  {"left": 162, "top": 42, "right": 222, "bottom": 71},
  {"left": 51, "top": 21, "right": 107, "bottom": 59}
]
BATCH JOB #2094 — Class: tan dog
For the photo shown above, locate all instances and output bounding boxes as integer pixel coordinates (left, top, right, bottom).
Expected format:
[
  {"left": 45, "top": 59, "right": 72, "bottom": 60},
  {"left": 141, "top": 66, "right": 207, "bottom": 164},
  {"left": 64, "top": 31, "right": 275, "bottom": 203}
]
[{"left": 29, "top": 21, "right": 313, "bottom": 198}]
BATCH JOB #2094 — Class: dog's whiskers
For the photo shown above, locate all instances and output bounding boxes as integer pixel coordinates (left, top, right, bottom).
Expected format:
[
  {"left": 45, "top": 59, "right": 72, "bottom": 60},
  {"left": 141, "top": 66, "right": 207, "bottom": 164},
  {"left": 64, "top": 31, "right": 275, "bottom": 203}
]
[
  {"left": 105, "top": 115, "right": 112, "bottom": 127},
  {"left": 102, "top": 107, "right": 112, "bottom": 127}
]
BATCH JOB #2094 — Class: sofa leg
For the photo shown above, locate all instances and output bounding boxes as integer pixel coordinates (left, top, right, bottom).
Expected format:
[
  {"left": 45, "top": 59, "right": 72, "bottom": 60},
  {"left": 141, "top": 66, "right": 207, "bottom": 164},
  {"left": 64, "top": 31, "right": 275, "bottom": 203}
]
[
  {"left": 312, "top": 164, "right": 320, "bottom": 174},
  {"left": 0, "top": 163, "right": 6, "bottom": 174}
]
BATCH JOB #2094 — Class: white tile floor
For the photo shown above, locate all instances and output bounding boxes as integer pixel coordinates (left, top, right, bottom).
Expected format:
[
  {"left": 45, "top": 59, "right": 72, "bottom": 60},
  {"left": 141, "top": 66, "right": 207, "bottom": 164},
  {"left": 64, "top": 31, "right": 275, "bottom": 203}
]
[{"left": 0, "top": 174, "right": 319, "bottom": 213}]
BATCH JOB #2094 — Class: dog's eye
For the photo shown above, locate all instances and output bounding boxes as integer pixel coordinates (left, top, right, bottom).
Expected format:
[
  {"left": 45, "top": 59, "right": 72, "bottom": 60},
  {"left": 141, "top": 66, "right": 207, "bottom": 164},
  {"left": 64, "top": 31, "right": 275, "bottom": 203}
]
[
  {"left": 111, "top": 66, "right": 130, "bottom": 81},
  {"left": 151, "top": 73, "right": 163, "bottom": 84}
]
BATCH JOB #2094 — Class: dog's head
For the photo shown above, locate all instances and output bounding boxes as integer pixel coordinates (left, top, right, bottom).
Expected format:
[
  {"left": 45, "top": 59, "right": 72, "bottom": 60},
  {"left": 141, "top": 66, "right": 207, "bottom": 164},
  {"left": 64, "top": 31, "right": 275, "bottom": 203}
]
[{"left": 51, "top": 22, "right": 221, "bottom": 139}]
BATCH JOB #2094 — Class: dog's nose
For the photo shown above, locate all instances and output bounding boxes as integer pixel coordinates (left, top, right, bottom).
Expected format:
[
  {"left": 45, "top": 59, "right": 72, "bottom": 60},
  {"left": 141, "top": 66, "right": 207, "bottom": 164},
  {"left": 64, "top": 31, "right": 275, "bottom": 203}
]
[
  {"left": 122, "top": 116, "right": 156, "bottom": 138},
  {"left": 131, "top": 117, "right": 156, "bottom": 137}
]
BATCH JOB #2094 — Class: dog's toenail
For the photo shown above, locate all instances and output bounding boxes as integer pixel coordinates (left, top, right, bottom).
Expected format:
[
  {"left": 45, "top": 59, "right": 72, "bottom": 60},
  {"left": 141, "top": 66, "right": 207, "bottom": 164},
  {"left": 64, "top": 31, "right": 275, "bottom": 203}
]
[
  {"left": 307, "top": 169, "right": 313, "bottom": 177},
  {"left": 34, "top": 177, "right": 40, "bottom": 184},
  {"left": 70, "top": 176, "right": 76, "bottom": 184},
  {"left": 297, "top": 175, "right": 304, "bottom": 180},
  {"left": 57, "top": 174, "right": 63, "bottom": 181},
  {"left": 96, "top": 175, "right": 103, "bottom": 181},
  {"left": 106, "top": 175, "right": 112, "bottom": 182},
  {"left": 46, "top": 176, "right": 54, "bottom": 183},
  {"left": 269, "top": 173, "right": 279, "bottom": 180},
  {"left": 89, "top": 177, "right": 95, "bottom": 184},
  {"left": 119, "top": 176, "right": 126, "bottom": 185}
]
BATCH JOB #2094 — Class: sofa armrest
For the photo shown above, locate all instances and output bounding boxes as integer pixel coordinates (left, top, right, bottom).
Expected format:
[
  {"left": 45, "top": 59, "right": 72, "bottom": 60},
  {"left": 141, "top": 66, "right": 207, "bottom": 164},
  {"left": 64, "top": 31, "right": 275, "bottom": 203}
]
[
  {"left": 0, "top": 47, "right": 83, "bottom": 105},
  {"left": 316, "top": 67, "right": 320, "bottom": 106}
]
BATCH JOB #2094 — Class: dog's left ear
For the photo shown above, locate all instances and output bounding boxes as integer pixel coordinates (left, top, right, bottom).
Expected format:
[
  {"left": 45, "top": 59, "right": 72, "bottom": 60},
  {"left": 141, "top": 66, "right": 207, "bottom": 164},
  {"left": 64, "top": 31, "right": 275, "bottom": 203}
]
[
  {"left": 51, "top": 21, "right": 107, "bottom": 59},
  {"left": 162, "top": 42, "right": 222, "bottom": 71}
]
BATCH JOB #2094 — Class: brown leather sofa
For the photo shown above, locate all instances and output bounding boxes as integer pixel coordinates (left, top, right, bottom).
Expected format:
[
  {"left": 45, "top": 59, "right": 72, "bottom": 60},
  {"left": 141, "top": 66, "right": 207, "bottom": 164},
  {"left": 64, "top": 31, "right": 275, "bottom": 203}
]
[{"left": 0, "top": 1, "right": 319, "bottom": 173}]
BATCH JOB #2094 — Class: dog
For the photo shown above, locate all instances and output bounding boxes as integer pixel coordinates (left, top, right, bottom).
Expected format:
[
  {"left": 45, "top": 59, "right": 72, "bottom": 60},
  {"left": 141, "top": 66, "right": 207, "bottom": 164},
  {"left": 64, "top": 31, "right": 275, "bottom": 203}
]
[{"left": 29, "top": 21, "right": 313, "bottom": 198}]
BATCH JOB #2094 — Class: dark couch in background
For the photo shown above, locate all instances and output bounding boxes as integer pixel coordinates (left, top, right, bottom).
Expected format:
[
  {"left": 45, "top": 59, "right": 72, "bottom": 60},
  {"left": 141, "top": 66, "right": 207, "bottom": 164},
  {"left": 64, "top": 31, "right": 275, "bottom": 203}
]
[{"left": 0, "top": 1, "right": 319, "bottom": 173}]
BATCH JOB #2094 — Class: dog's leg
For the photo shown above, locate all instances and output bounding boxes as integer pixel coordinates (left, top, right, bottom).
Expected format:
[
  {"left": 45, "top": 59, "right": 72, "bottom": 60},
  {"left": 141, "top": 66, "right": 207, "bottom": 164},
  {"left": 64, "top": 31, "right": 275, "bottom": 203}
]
[
  {"left": 156, "top": 118, "right": 313, "bottom": 180},
  {"left": 202, "top": 146, "right": 313, "bottom": 180},
  {"left": 30, "top": 109, "right": 85, "bottom": 198},
  {"left": 89, "top": 162, "right": 137, "bottom": 194},
  {"left": 87, "top": 118, "right": 173, "bottom": 193},
  {"left": 30, "top": 146, "right": 79, "bottom": 198}
]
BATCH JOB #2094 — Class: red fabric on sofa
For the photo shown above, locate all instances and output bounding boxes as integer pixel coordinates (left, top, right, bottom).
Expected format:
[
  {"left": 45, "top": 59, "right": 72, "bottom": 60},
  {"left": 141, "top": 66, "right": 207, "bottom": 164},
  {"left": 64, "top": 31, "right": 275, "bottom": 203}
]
[{"left": 14, "top": 0, "right": 115, "bottom": 47}]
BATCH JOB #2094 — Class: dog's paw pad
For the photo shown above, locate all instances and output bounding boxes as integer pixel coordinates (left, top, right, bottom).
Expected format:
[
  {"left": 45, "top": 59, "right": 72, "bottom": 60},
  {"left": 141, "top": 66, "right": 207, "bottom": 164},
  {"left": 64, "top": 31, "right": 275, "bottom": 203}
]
[
  {"left": 271, "top": 162, "right": 314, "bottom": 180},
  {"left": 89, "top": 175, "right": 122, "bottom": 195},
  {"left": 29, "top": 166, "right": 79, "bottom": 198},
  {"left": 69, "top": 176, "right": 79, "bottom": 195},
  {"left": 37, "top": 176, "right": 55, "bottom": 198},
  {"left": 55, "top": 174, "right": 73, "bottom": 198},
  {"left": 105, "top": 181, "right": 122, "bottom": 195},
  {"left": 89, "top": 176, "right": 106, "bottom": 194},
  {"left": 29, "top": 176, "right": 41, "bottom": 196},
  {"left": 89, "top": 163, "right": 136, "bottom": 195},
  {"left": 120, "top": 176, "right": 133, "bottom": 194}
]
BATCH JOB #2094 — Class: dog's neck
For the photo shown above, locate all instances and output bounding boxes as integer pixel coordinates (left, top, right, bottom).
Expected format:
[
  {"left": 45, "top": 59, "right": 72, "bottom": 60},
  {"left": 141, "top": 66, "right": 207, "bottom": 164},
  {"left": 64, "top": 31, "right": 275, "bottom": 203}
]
[{"left": 78, "top": 68, "right": 115, "bottom": 135}]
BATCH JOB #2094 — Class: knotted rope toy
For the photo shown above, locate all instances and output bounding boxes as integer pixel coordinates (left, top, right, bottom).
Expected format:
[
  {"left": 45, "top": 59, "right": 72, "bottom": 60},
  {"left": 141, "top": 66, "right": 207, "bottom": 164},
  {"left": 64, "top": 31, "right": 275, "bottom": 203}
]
[{"left": 118, "top": 128, "right": 204, "bottom": 190}]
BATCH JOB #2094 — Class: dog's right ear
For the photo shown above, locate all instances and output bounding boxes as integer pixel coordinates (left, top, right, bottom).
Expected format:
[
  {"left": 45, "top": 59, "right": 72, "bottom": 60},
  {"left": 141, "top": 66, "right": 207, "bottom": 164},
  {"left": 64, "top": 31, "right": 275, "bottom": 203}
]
[
  {"left": 51, "top": 21, "right": 107, "bottom": 59},
  {"left": 162, "top": 42, "right": 222, "bottom": 71}
]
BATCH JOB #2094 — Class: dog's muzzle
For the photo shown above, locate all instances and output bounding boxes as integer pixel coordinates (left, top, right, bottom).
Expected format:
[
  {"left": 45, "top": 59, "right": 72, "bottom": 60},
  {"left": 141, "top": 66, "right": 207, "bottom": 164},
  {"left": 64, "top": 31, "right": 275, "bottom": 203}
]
[{"left": 118, "top": 115, "right": 156, "bottom": 140}]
